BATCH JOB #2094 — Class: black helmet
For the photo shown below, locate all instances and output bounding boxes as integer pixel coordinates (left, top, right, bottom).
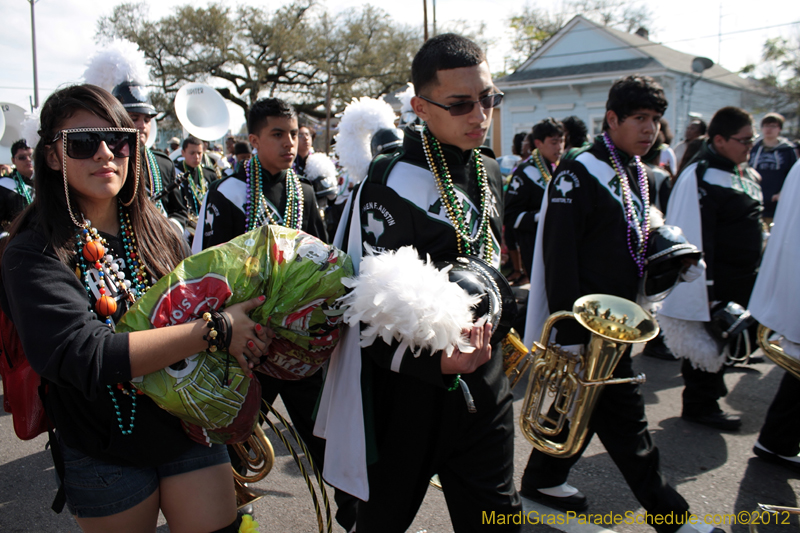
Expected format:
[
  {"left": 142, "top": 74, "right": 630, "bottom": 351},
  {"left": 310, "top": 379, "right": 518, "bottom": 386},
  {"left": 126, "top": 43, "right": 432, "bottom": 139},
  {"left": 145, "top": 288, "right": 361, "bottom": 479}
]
[
  {"left": 312, "top": 174, "right": 338, "bottom": 201},
  {"left": 112, "top": 81, "right": 157, "bottom": 116},
  {"left": 370, "top": 128, "right": 404, "bottom": 157},
  {"left": 434, "top": 255, "right": 517, "bottom": 344},
  {"left": 642, "top": 225, "right": 702, "bottom": 300}
]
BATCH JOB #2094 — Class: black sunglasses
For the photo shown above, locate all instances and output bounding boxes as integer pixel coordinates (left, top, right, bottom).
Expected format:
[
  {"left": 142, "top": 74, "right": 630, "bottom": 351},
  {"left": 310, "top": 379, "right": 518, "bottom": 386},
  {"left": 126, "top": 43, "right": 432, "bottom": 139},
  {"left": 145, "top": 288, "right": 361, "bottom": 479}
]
[
  {"left": 419, "top": 93, "right": 504, "bottom": 117},
  {"left": 52, "top": 128, "right": 138, "bottom": 160}
]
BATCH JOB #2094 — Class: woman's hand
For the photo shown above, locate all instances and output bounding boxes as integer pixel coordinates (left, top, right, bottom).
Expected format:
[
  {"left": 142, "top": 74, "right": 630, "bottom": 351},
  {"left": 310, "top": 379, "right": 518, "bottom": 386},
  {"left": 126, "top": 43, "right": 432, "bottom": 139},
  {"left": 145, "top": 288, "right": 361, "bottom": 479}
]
[{"left": 224, "top": 295, "right": 275, "bottom": 374}]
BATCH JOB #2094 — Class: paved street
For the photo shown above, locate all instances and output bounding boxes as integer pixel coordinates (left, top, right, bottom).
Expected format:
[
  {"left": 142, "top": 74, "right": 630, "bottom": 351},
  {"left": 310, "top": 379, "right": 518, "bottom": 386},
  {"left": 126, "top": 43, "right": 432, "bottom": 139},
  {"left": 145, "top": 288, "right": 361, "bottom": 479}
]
[{"left": 2, "top": 345, "right": 798, "bottom": 532}]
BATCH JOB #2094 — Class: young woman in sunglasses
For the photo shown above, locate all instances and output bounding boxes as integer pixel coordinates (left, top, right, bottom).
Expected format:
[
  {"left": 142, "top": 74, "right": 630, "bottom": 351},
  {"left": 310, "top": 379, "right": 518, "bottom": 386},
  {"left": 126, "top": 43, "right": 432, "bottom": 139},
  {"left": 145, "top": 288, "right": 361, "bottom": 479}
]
[{"left": 0, "top": 84, "right": 268, "bottom": 533}]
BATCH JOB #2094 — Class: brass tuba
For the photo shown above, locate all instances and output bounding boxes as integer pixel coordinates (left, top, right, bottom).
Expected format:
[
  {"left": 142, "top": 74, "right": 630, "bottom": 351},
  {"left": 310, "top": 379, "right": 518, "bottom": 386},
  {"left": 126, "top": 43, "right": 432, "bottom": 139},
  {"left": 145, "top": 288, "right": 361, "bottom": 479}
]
[
  {"left": 757, "top": 325, "right": 800, "bottom": 381},
  {"left": 520, "top": 294, "right": 658, "bottom": 457},
  {"left": 231, "top": 422, "right": 276, "bottom": 509},
  {"left": 748, "top": 504, "right": 800, "bottom": 533}
]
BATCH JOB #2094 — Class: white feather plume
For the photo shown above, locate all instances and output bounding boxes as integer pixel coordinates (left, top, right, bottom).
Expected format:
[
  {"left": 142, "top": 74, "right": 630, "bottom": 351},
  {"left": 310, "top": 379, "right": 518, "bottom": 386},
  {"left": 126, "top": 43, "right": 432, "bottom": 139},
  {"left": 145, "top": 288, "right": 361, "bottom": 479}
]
[
  {"left": 339, "top": 245, "right": 480, "bottom": 357},
  {"left": 334, "top": 97, "right": 397, "bottom": 182},
  {"left": 304, "top": 152, "right": 337, "bottom": 181},
  {"left": 397, "top": 82, "right": 415, "bottom": 115},
  {"left": 83, "top": 40, "right": 151, "bottom": 92},
  {"left": 658, "top": 314, "right": 725, "bottom": 372},
  {"left": 20, "top": 108, "right": 41, "bottom": 149}
]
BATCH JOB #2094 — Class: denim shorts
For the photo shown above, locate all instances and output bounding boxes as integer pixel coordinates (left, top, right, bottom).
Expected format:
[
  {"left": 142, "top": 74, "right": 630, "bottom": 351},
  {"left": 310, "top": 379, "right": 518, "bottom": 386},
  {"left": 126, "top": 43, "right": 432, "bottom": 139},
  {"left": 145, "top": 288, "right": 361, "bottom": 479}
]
[{"left": 58, "top": 438, "right": 230, "bottom": 518}]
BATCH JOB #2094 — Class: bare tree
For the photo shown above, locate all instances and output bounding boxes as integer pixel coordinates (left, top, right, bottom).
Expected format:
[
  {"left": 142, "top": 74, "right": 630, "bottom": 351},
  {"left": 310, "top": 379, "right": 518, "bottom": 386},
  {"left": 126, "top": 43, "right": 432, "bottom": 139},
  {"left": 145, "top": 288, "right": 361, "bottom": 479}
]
[{"left": 96, "top": 1, "right": 417, "bottom": 119}]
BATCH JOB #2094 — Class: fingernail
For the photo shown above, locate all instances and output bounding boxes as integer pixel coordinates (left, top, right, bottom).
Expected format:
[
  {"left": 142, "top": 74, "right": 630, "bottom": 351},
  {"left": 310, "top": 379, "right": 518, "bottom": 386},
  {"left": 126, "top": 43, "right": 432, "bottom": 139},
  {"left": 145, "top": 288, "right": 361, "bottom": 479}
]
[
  {"left": 248, "top": 372, "right": 254, "bottom": 378},
  {"left": 258, "top": 295, "right": 266, "bottom": 302},
  {"left": 255, "top": 324, "right": 262, "bottom": 332},
  {"left": 248, "top": 341, "right": 255, "bottom": 348}
]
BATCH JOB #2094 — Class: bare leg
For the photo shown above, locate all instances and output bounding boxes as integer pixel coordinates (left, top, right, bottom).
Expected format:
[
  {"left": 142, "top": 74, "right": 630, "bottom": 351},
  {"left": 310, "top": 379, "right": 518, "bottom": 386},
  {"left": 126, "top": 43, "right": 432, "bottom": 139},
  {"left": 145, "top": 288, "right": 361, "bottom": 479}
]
[
  {"left": 160, "top": 463, "right": 237, "bottom": 533},
  {"left": 75, "top": 490, "right": 160, "bottom": 533}
]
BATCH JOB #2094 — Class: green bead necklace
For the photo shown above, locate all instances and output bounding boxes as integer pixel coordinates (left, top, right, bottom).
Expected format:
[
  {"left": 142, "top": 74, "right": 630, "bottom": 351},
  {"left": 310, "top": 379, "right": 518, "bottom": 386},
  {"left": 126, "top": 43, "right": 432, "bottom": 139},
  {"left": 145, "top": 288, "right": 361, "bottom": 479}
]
[{"left": 421, "top": 126, "right": 492, "bottom": 262}]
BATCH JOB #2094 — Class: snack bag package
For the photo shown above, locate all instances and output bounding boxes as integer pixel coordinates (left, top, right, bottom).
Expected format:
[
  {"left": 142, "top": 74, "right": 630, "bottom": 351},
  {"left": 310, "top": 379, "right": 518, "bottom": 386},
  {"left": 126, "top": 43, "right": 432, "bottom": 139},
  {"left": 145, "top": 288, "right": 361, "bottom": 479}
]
[{"left": 116, "top": 225, "right": 352, "bottom": 445}]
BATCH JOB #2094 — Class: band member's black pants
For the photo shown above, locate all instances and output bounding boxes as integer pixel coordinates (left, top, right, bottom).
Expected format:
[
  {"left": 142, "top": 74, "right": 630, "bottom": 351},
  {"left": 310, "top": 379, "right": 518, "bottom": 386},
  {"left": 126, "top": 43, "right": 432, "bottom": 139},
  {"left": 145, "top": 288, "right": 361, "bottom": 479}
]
[
  {"left": 522, "top": 349, "right": 691, "bottom": 533},
  {"left": 758, "top": 371, "right": 800, "bottom": 456}
]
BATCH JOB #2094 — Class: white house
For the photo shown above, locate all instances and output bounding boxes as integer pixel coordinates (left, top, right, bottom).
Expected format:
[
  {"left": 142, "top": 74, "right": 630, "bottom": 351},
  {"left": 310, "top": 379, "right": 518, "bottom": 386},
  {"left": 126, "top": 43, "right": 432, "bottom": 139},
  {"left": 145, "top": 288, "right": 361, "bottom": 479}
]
[{"left": 492, "top": 15, "right": 764, "bottom": 156}]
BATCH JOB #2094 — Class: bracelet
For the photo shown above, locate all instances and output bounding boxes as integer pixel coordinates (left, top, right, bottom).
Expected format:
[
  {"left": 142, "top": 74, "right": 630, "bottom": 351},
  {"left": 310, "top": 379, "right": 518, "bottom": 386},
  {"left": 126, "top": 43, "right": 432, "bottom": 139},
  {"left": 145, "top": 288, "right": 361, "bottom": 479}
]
[{"left": 202, "top": 310, "right": 232, "bottom": 353}]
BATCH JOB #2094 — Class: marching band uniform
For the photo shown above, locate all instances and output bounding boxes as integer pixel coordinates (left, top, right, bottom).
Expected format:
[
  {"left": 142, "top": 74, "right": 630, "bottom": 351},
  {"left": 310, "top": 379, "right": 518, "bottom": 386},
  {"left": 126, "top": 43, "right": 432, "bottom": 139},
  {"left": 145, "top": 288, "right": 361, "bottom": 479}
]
[
  {"left": 522, "top": 134, "right": 693, "bottom": 531},
  {"left": 503, "top": 151, "right": 551, "bottom": 279},
  {"left": 326, "top": 124, "right": 520, "bottom": 532},
  {"left": 140, "top": 146, "right": 190, "bottom": 230},
  {"left": 192, "top": 157, "right": 338, "bottom": 520},
  {"left": 0, "top": 170, "right": 33, "bottom": 231},
  {"left": 192, "top": 161, "right": 325, "bottom": 251},
  {"left": 658, "top": 141, "right": 763, "bottom": 426},
  {"left": 748, "top": 160, "right": 800, "bottom": 470}
]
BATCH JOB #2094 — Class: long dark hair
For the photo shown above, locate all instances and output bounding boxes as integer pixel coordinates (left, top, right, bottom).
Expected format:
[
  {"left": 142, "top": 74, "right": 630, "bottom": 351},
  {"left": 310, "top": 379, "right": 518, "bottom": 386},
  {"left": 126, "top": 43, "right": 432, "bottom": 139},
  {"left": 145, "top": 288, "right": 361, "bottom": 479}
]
[{"left": 0, "top": 84, "right": 185, "bottom": 278}]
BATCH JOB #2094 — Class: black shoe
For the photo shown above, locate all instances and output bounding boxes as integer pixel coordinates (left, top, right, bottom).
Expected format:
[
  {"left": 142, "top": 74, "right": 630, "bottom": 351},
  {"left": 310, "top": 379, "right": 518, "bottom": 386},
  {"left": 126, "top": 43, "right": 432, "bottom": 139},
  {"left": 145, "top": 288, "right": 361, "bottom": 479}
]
[
  {"left": 753, "top": 442, "right": 800, "bottom": 473},
  {"left": 682, "top": 411, "right": 742, "bottom": 431},
  {"left": 520, "top": 484, "right": 589, "bottom": 512}
]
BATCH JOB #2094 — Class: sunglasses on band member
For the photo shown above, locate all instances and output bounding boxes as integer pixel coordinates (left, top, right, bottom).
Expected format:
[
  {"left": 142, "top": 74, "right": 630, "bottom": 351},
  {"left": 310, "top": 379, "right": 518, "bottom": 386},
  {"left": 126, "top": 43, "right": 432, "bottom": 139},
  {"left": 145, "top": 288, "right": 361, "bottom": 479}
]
[
  {"left": 51, "top": 128, "right": 139, "bottom": 160},
  {"left": 418, "top": 93, "right": 504, "bottom": 117}
]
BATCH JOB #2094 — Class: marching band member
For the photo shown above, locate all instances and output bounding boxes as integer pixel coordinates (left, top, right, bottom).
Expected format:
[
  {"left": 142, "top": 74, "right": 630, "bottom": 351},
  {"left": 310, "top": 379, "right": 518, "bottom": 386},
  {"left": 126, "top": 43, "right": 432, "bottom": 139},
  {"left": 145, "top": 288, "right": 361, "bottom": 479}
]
[
  {"left": 749, "top": 159, "right": 800, "bottom": 472},
  {"left": 190, "top": 98, "right": 357, "bottom": 528},
  {"left": 0, "top": 140, "right": 34, "bottom": 232},
  {"left": 522, "top": 75, "right": 720, "bottom": 533},
  {"left": 658, "top": 107, "right": 763, "bottom": 432},
  {"left": 0, "top": 84, "right": 267, "bottom": 532},
  {"left": 111, "top": 81, "right": 189, "bottom": 233},
  {"left": 318, "top": 33, "right": 521, "bottom": 532},
  {"left": 504, "top": 118, "right": 564, "bottom": 286}
]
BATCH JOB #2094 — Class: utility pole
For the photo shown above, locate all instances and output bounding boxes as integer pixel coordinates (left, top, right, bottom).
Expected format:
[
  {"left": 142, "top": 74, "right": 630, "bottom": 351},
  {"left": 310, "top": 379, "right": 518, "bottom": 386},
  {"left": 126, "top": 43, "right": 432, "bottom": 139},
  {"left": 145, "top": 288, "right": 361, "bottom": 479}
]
[
  {"left": 29, "top": 0, "right": 40, "bottom": 109},
  {"left": 432, "top": 0, "right": 436, "bottom": 37},
  {"left": 423, "top": 0, "right": 428, "bottom": 41}
]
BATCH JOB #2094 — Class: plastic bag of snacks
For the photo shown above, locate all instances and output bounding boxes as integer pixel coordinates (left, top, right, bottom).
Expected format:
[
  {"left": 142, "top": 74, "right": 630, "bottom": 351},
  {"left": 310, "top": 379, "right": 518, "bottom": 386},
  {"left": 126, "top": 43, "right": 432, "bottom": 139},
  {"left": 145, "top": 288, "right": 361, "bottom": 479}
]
[{"left": 117, "top": 225, "right": 352, "bottom": 445}]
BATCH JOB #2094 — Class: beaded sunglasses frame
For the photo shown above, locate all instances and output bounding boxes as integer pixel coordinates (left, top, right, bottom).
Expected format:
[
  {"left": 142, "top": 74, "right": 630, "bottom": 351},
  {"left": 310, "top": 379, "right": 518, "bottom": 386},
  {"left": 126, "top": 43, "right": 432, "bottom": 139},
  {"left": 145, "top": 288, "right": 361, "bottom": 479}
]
[{"left": 55, "top": 127, "right": 141, "bottom": 226}]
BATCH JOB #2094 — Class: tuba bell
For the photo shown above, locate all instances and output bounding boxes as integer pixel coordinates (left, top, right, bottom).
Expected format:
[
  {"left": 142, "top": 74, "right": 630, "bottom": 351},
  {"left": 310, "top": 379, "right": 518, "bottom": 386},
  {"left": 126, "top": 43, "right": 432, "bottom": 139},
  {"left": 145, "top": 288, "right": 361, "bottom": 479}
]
[
  {"left": 231, "top": 422, "right": 276, "bottom": 509},
  {"left": 757, "top": 325, "right": 800, "bottom": 381},
  {"left": 0, "top": 103, "right": 27, "bottom": 166},
  {"left": 520, "top": 294, "right": 658, "bottom": 457},
  {"left": 173, "top": 82, "right": 231, "bottom": 142}
]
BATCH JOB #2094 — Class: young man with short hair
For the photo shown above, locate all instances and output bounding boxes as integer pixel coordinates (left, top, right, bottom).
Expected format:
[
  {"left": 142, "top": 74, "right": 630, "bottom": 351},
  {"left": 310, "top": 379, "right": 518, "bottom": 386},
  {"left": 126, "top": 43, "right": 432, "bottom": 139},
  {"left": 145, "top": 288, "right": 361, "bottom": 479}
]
[
  {"left": 523, "top": 75, "right": 721, "bottom": 533},
  {"left": 192, "top": 98, "right": 348, "bottom": 524},
  {"left": 750, "top": 112, "right": 797, "bottom": 220},
  {"left": 0, "top": 140, "right": 34, "bottom": 231},
  {"left": 504, "top": 117, "right": 564, "bottom": 284},
  {"left": 659, "top": 106, "right": 763, "bottom": 432},
  {"left": 292, "top": 123, "right": 316, "bottom": 176},
  {"left": 329, "top": 33, "right": 521, "bottom": 532}
]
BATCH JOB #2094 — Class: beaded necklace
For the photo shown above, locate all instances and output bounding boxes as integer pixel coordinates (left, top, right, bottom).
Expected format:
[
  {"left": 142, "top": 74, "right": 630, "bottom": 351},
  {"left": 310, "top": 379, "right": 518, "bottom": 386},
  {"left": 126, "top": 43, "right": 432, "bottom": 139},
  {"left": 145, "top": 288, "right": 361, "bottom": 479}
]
[
  {"left": 144, "top": 148, "right": 164, "bottom": 211},
  {"left": 243, "top": 156, "right": 303, "bottom": 232},
  {"left": 421, "top": 126, "right": 493, "bottom": 262},
  {"left": 531, "top": 149, "right": 553, "bottom": 182},
  {"left": 601, "top": 132, "right": 650, "bottom": 277},
  {"left": 74, "top": 203, "right": 149, "bottom": 435},
  {"left": 11, "top": 170, "right": 33, "bottom": 206},
  {"left": 183, "top": 161, "right": 207, "bottom": 215}
]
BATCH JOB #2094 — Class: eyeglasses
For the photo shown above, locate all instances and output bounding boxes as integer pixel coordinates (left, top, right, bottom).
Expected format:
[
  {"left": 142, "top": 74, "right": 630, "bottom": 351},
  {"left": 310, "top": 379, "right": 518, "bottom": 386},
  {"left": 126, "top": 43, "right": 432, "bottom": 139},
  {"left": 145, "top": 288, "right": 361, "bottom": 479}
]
[
  {"left": 418, "top": 93, "right": 504, "bottom": 117},
  {"left": 51, "top": 128, "right": 138, "bottom": 159},
  {"left": 729, "top": 136, "right": 756, "bottom": 147}
]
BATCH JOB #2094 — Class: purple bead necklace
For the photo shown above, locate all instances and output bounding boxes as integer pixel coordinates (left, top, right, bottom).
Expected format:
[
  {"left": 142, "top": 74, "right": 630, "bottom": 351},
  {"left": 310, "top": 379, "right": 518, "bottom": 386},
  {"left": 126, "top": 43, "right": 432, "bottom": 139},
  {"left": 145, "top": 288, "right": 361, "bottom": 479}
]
[{"left": 602, "top": 132, "right": 650, "bottom": 277}]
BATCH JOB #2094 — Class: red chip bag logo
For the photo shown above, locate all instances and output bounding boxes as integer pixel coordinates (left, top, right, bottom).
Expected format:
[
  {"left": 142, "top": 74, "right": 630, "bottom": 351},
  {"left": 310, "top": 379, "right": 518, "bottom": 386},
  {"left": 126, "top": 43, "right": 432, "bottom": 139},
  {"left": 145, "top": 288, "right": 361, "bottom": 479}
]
[{"left": 150, "top": 274, "right": 232, "bottom": 328}]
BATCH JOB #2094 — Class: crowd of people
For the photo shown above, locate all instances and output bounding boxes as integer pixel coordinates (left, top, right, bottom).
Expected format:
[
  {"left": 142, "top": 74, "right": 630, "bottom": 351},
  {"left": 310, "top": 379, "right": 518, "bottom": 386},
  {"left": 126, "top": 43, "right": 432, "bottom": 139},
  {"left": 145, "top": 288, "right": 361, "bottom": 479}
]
[{"left": 0, "top": 30, "right": 798, "bottom": 533}]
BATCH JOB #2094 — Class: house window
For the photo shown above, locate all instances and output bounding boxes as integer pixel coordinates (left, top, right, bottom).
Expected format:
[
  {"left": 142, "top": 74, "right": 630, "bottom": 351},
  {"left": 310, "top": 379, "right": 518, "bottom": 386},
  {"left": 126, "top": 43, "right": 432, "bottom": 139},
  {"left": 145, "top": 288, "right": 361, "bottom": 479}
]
[{"left": 590, "top": 115, "right": 605, "bottom": 136}]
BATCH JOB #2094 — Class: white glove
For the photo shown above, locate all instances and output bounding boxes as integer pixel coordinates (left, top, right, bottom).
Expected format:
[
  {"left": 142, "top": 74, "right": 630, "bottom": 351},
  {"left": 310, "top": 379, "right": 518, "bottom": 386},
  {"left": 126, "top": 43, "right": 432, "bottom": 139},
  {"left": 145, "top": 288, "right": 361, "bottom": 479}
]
[{"left": 680, "top": 259, "right": 706, "bottom": 283}]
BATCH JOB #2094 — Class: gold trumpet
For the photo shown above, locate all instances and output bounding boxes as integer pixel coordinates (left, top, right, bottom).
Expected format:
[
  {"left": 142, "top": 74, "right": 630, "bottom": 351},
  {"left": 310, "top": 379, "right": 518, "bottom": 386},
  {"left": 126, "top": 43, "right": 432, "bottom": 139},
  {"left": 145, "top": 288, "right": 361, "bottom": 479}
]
[
  {"left": 520, "top": 294, "right": 658, "bottom": 457},
  {"left": 757, "top": 325, "right": 800, "bottom": 381},
  {"left": 231, "top": 422, "right": 276, "bottom": 509}
]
